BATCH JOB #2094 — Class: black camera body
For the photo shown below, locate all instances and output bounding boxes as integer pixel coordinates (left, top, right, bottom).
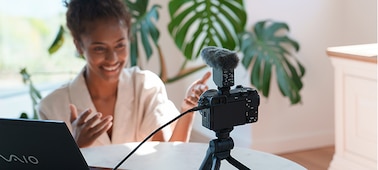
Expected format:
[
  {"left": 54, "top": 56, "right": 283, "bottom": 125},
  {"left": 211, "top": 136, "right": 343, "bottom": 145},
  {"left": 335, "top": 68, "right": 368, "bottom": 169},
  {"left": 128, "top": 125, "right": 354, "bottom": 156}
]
[{"left": 198, "top": 85, "right": 260, "bottom": 131}]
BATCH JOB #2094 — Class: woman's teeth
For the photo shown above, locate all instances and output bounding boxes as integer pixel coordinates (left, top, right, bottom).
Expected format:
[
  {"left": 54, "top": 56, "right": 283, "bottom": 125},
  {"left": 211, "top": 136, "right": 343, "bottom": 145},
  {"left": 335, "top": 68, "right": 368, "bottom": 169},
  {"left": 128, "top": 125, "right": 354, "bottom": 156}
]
[{"left": 103, "top": 63, "right": 119, "bottom": 71}]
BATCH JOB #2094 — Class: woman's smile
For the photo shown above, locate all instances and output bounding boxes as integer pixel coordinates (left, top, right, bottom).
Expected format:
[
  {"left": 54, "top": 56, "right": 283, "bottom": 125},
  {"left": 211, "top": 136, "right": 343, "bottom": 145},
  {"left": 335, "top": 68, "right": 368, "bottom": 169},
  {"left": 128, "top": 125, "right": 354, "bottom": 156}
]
[{"left": 102, "top": 62, "right": 121, "bottom": 72}]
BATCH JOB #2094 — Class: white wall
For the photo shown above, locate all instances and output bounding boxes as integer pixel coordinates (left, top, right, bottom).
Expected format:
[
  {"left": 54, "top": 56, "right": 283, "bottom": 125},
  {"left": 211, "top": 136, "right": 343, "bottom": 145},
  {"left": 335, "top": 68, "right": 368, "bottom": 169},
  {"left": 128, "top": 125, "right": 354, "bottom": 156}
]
[{"left": 145, "top": 0, "right": 377, "bottom": 154}]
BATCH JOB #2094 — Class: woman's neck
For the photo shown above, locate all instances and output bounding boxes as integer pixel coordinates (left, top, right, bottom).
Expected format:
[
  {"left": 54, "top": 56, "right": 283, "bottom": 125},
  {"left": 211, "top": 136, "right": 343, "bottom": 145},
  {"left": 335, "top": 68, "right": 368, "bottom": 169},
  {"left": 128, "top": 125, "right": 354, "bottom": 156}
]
[{"left": 84, "top": 70, "right": 118, "bottom": 100}]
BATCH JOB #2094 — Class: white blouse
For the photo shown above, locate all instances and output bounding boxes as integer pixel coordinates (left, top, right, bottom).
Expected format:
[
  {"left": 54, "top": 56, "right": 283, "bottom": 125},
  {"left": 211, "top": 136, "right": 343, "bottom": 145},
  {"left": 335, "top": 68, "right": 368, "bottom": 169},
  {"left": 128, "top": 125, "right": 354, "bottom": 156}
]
[{"left": 38, "top": 66, "right": 179, "bottom": 147}]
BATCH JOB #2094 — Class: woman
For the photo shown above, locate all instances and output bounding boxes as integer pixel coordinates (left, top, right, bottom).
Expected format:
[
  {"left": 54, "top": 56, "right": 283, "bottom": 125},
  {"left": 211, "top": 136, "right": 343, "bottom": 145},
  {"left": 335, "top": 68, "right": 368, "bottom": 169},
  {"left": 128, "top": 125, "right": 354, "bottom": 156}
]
[{"left": 38, "top": 0, "right": 210, "bottom": 148}]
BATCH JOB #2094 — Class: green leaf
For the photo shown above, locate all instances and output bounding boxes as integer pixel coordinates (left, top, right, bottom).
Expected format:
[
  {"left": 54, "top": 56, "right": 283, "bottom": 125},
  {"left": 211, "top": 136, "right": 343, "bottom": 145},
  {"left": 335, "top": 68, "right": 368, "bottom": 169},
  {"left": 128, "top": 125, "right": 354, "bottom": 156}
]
[
  {"left": 251, "top": 55, "right": 262, "bottom": 89},
  {"left": 125, "top": 0, "right": 160, "bottom": 65},
  {"left": 48, "top": 25, "right": 65, "bottom": 55},
  {"left": 124, "top": 0, "right": 149, "bottom": 16},
  {"left": 130, "top": 35, "right": 138, "bottom": 66},
  {"left": 240, "top": 20, "right": 304, "bottom": 104},
  {"left": 283, "top": 57, "right": 303, "bottom": 89},
  {"left": 262, "top": 60, "right": 272, "bottom": 96},
  {"left": 181, "top": 24, "right": 203, "bottom": 60},
  {"left": 168, "top": 0, "right": 246, "bottom": 60},
  {"left": 240, "top": 32, "right": 255, "bottom": 68},
  {"left": 168, "top": 0, "right": 193, "bottom": 19},
  {"left": 19, "top": 113, "right": 29, "bottom": 119},
  {"left": 219, "top": 0, "right": 246, "bottom": 32},
  {"left": 173, "top": 11, "right": 201, "bottom": 49},
  {"left": 140, "top": 21, "right": 153, "bottom": 58},
  {"left": 276, "top": 65, "right": 292, "bottom": 97}
]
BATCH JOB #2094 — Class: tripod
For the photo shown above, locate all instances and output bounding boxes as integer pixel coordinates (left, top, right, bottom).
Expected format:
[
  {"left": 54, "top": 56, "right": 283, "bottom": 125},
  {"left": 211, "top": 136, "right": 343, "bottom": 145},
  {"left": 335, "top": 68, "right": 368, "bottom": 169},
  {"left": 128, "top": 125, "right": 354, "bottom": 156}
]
[{"left": 199, "top": 128, "right": 251, "bottom": 170}]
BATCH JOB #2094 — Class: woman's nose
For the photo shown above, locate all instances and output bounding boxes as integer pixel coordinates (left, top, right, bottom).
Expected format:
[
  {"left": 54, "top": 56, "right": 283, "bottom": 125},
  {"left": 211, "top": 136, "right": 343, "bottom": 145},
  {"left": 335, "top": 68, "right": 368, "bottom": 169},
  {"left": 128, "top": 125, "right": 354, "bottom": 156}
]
[{"left": 105, "top": 50, "right": 118, "bottom": 62}]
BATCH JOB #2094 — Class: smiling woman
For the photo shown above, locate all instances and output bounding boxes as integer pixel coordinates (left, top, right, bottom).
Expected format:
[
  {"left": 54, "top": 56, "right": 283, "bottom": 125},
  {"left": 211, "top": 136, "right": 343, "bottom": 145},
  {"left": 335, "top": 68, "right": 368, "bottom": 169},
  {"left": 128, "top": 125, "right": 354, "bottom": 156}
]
[{"left": 0, "top": 0, "right": 85, "bottom": 118}]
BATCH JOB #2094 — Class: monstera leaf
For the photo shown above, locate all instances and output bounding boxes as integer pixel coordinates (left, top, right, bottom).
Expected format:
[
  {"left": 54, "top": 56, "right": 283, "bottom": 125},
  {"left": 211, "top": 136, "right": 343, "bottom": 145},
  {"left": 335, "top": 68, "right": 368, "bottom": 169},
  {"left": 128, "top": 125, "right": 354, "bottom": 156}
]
[
  {"left": 124, "top": 0, "right": 160, "bottom": 66},
  {"left": 240, "top": 20, "right": 305, "bottom": 104},
  {"left": 168, "top": 0, "right": 246, "bottom": 60}
]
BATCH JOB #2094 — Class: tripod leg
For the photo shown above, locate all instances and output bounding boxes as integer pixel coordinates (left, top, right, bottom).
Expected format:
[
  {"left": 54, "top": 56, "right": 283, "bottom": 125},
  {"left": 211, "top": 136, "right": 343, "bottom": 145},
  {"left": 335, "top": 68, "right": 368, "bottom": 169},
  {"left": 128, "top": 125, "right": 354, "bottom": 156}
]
[
  {"left": 211, "top": 156, "right": 221, "bottom": 170},
  {"left": 200, "top": 146, "right": 215, "bottom": 170},
  {"left": 226, "top": 156, "right": 250, "bottom": 170}
]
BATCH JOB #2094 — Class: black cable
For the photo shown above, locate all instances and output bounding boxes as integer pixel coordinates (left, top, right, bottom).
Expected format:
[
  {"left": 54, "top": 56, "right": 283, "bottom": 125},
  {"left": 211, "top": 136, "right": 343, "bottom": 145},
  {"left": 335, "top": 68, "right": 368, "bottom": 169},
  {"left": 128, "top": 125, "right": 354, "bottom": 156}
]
[{"left": 112, "top": 105, "right": 208, "bottom": 170}]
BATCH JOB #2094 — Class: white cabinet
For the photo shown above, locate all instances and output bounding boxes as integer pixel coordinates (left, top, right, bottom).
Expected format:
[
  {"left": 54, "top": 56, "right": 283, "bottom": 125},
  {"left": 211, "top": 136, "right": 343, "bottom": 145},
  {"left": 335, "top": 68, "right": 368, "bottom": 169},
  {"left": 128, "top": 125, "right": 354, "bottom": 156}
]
[{"left": 327, "top": 44, "right": 377, "bottom": 170}]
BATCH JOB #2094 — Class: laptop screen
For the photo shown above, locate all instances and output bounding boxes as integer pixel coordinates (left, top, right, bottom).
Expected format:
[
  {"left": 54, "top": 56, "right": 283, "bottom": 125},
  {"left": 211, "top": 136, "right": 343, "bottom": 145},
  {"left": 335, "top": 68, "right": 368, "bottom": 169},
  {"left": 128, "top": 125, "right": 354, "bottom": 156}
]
[{"left": 0, "top": 118, "right": 89, "bottom": 170}]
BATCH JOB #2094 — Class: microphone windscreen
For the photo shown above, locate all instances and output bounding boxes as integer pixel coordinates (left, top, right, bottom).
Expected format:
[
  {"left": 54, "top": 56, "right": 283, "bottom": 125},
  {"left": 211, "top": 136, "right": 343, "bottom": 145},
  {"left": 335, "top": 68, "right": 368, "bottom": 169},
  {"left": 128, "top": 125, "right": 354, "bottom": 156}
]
[{"left": 201, "top": 46, "right": 239, "bottom": 70}]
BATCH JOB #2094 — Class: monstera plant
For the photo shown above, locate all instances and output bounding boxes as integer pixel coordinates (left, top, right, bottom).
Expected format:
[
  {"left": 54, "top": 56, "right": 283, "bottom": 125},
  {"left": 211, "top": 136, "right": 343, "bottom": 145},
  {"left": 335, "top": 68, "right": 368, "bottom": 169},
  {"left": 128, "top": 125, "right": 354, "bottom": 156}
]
[{"left": 48, "top": 0, "right": 305, "bottom": 104}]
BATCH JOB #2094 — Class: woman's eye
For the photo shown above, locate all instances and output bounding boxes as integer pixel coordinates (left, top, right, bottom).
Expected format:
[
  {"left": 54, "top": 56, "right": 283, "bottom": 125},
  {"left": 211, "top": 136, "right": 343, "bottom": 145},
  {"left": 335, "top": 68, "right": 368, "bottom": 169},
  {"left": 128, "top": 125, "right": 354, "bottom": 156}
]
[
  {"left": 94, "top": 47, "right": 105, "bottom": 51},
  {"left": 116, "top": 43, "right": 126, "bottom": 49},
  {"left": 94, "top": 46, "right": 106, "bottom": 52}
]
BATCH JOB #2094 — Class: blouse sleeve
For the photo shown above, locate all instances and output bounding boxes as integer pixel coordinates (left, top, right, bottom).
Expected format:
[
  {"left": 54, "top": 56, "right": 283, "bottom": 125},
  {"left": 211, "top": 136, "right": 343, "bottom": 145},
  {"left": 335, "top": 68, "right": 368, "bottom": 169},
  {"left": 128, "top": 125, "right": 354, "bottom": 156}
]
[{"left": 37, "top": 85, "right": 73, "bottom": 132}]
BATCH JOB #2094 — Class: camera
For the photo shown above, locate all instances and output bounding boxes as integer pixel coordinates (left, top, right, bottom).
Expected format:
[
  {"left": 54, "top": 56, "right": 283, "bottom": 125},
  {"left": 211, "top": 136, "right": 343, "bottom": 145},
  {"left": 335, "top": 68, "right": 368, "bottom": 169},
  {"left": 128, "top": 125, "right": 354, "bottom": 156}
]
[
  {"left": 198, "top": 68, "right": 260, "bottom": 131},
  {"left": 197, "top": 47, "right": 260, "bottom": 169},
  {"left": 198, "top": 84, "right": 259, "bottom": 131},
  {"left": 198, "top": 46, "right": 260, "bottom": 131}
]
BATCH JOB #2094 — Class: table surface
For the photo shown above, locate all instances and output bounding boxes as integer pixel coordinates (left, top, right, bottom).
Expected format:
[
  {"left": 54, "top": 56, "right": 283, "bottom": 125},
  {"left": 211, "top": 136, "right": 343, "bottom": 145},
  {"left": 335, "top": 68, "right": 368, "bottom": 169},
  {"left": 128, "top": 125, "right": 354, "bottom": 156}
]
[
  {"left": 81, "top": 142, "right": 307, "bottom": 170},
  {"left": 326, "top": 43, "right": 377, "bottom": 63}
]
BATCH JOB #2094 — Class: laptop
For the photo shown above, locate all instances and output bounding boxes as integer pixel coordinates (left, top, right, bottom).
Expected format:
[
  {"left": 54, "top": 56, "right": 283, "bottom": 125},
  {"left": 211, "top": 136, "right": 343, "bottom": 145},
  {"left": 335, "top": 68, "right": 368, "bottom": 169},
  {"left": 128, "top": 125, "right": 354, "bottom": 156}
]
[{"left": 0, "top": 118, "right": 89, "bottom": 170}]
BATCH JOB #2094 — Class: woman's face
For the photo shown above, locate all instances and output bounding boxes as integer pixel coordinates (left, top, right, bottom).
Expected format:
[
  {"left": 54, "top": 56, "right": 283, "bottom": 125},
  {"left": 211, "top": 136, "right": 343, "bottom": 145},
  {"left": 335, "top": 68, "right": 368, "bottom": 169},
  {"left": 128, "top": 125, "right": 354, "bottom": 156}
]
[{"left": 76, "top": 18, "right": 129, "bottom": 82}]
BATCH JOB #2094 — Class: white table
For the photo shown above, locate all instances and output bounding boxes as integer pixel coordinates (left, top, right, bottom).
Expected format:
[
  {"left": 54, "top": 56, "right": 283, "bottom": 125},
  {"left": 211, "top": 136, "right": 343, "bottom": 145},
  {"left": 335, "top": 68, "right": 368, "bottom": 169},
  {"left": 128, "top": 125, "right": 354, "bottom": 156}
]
[{"left": 81, "top": 142, "right": 306, "bottom": 170}]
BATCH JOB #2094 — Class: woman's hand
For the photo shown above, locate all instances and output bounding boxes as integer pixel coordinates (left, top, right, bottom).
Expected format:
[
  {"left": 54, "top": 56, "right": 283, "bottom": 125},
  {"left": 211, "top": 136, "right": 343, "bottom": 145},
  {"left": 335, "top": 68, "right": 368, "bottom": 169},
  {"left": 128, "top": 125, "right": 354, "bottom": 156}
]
[
  {"left": 69, "top": 104, "right": 113, "bottom": 148},
  {"left": 181, "top": 71, "right": 211, "bottom": 113},
  {"left": 169, "top": 72, "right": 211, "bottom": 142}
]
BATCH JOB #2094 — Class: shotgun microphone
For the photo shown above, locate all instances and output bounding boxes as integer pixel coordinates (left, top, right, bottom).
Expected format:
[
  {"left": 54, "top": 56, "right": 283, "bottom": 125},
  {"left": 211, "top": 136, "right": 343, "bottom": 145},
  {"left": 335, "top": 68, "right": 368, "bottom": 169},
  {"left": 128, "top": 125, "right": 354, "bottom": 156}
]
[
  {"left": 201, "top": 46, "right": 239, "bottom": 70},
  {"left": 200, "top": 46, "right": 239, "bottom": 89}
]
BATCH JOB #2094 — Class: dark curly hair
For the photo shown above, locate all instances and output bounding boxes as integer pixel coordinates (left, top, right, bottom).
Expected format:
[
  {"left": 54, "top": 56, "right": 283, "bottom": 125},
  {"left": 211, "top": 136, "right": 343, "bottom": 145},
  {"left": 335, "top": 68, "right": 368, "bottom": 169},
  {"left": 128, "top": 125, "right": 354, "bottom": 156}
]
[{"left": 64, "top": 0, "right": 131, "bottom": 42}]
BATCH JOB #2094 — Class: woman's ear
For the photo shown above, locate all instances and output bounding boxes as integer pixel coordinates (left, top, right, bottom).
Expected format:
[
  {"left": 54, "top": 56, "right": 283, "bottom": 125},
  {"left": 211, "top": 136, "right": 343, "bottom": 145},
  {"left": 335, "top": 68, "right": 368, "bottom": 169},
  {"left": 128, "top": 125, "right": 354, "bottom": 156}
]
[{"left": 74, "top": 39, "right": 83, "bottom": 55}]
